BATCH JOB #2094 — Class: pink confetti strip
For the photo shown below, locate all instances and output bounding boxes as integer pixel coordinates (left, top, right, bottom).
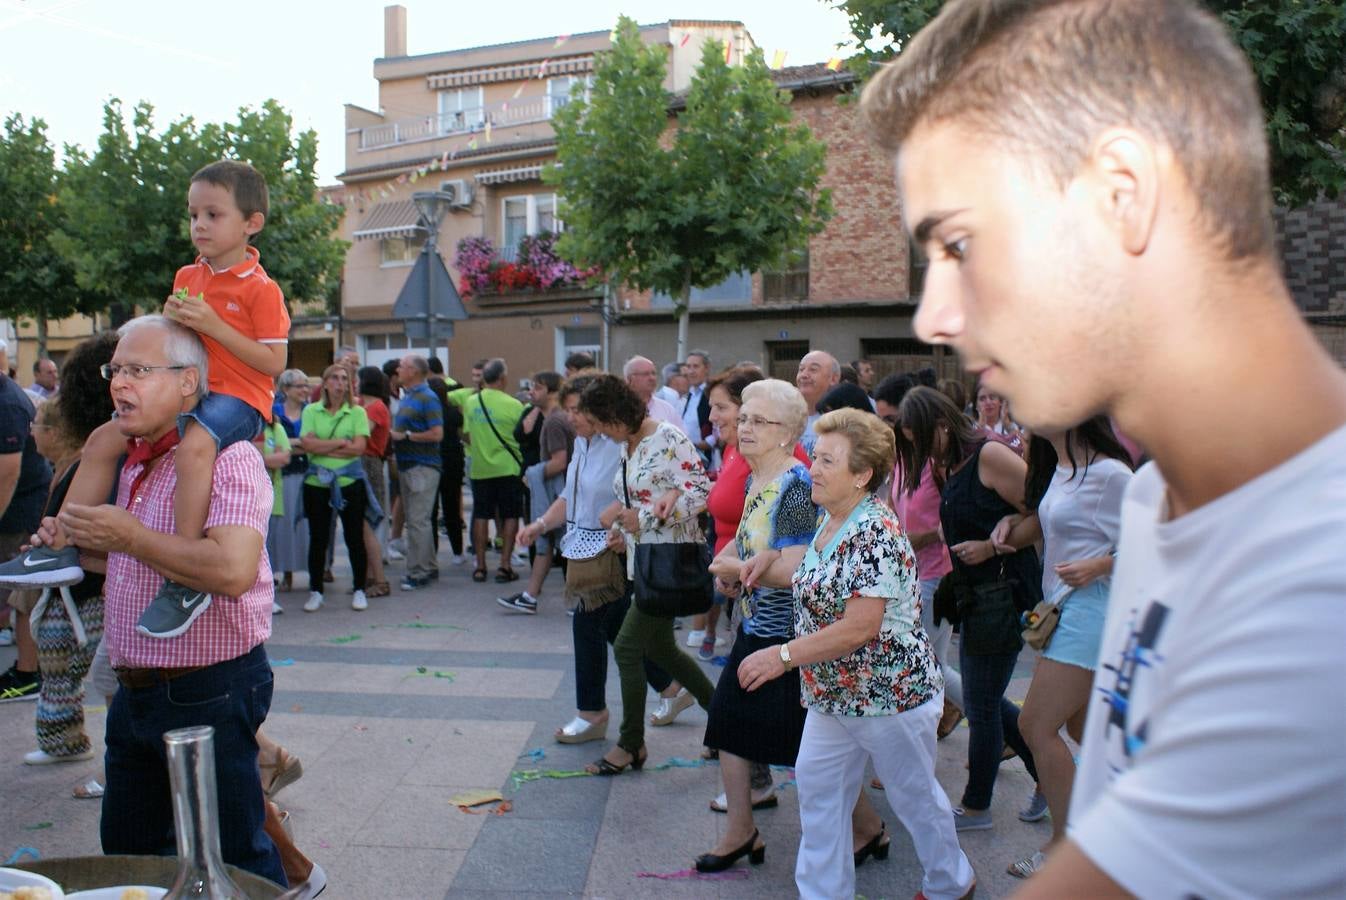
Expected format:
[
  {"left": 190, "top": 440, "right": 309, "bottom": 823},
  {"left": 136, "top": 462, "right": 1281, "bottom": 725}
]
[{"left": 637, "top": 868, "right": 749, "bottom": 881}]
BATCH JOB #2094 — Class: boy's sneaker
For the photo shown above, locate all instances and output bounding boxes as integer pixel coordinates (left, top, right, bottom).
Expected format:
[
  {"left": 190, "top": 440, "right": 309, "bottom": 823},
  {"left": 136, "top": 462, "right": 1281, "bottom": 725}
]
[
  {"left": 496, "top": 592, "right": 538, "bottom": 614},
  {"left": 685, "top": 629, "right": 706, "bottom": 648},
  {"left": 1018, "top": 788, "right": 1049, "bottom": 823},
  {"left": 0, "top": 545, "right": 84, "bottom": 589},
  {"left": 0, "top": 664, "right": 40, "bottom": 703},
  {"left": 399, "top": 576, "right": 428, "bottom": 591},
  {"left": 698, "top": 636, "right": 717, "bottom": 661},
  {"left": 953, "top": 806, "right": 994, "bottom": 832},
  {"left": 304, "top": 592, "right": 325, "bottom": 612},
  {"left": 352, "top": 590, "right": 369, "bottom": 611},
  {"left": 136, "top": 580, "right": 212, "bottom": 639}
]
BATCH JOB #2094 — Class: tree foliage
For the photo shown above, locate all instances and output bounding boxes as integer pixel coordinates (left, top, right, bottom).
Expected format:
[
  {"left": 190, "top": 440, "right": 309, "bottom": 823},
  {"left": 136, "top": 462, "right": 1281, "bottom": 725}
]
[
  {"left": 0, "top": 114, "right": 97, "bottom": 353},
  {"left": 546, "top": 16, "right": 834, "bottom": 357},
  {"left": 52, "top": 98, "right": 347, "bottom": 325},
  {"left": 831, "top": 0, "right": 1346, "bottom": 205}
]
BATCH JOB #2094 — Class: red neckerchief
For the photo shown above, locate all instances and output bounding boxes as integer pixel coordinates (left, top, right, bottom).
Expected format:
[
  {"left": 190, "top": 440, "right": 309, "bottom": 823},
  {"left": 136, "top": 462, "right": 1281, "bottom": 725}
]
[{"left": 123, "top": 430, "right": 182, "bottom": 505}]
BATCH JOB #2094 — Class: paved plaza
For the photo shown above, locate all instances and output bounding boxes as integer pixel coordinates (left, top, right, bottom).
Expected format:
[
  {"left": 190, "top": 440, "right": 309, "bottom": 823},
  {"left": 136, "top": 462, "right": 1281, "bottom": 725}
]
[{"left": 2, "top": 538, "right": 1048, "bottom": 899}]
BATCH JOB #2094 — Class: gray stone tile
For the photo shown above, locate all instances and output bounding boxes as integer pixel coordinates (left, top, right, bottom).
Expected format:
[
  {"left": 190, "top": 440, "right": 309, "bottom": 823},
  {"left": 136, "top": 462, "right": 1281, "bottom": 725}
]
[{"left": 450, "top": 818, "right": 597, "bottom": 893}]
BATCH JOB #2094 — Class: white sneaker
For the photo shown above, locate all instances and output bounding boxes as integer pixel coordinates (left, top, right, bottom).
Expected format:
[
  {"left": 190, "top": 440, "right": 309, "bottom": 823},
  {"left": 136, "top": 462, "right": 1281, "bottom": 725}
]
[
  {"left": 449, "top": 554, "right": 467, "bottom": 566},
  {"left": 0, "top": 627, "right": 12, "bottom": 646},
  {"left": 685, "top": 629, "right": 706, "bottom": 648},
  {"left": 385, "top": 545, "right": 406, "bottom": 562},
  {"left": 24, "top": 747, "right": 95, "bottom": 765},
  {"left": 351, "top": 590, "right": 368, "bottom": 611},
  {"left": 303, "top": 591, "right": 324, "bottom": 612},
  {"left": 272, "top": 600, "right": 284, "bottom": 615}
]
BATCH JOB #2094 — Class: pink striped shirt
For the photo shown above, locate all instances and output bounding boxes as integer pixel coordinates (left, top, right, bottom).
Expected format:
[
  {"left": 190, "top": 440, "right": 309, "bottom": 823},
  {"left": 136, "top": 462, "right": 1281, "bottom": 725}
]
[{"left": 105, "top": 441, "right": 273, "bottom": 668}]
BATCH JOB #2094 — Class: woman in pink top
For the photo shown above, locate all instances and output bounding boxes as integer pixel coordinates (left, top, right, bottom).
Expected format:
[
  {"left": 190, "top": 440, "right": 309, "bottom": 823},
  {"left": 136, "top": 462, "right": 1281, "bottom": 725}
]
[{"left": 892, "top": 459, "right": 964, "bottom": 737}]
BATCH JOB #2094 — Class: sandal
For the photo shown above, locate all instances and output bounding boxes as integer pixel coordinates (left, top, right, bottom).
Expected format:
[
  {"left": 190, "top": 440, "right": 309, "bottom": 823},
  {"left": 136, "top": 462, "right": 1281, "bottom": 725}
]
[
  {"left": 260, "top": 747, "right": 304, "bottom": 798},
  {"left": 493, "top": 567, "right": 519, "bottom": 584},
  {"left": 73, "top": 778, "right": 105, "bottom": 799},
  {"left": 586, "top": 744, "right": 647, "bottom": 776},
  {"left": 472, "top": 568, "right": 488, "bottom": 583},
  {"left": 365, "top": 581, "right": 391, "bottom": 599}
]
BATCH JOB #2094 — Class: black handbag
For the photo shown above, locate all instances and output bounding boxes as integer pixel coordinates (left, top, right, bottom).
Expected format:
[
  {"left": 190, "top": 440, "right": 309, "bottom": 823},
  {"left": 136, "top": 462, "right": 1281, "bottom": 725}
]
[
  {"left": 954, "top": 563, "right": 1024, "bottom": 656},
  {"left": 621, "top": 459, "right": 713, "bottom": 618}
]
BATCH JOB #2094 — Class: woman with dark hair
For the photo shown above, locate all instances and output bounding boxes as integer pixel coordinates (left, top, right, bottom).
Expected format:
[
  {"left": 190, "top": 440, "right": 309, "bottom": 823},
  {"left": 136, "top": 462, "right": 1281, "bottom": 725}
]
[
  {"left": 357, "top": 366, "right": 392, "bottom": 597},
  {"left": 1000, "top": 417, "right": 1133, "bottom": 879},
  {"left": 817, "top": 382, "right": 876, "bottom": 416},
  {"left": 896, "top": 385, "right": 1042, "bottom": 833},
  {"left": 21, "top": 331, "right": 116, "bottom": 765},
  {"left": 579, "top": 375, "right": 715, "bottom": 775},
  {"left": 296, "top": 365, "right": 370, "bottom": 612}
]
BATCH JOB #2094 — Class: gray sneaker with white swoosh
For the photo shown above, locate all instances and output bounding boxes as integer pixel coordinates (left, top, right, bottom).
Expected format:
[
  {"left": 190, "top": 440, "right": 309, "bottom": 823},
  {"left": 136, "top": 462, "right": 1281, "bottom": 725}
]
[
  {"left": 0, "top": 545, "right": 84, "bottom": 589},
  {"left": 136, "top": 579, "right": 213, "bottom": 639}
]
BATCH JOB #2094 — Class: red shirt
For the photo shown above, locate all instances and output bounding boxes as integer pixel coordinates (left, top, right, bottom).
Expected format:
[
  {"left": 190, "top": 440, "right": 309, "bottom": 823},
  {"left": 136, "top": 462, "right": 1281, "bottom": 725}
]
[
  {"left": 362, "top": 398, "right": 391, "bottom": 458},
  {"left": 172, "top": 246, "right": 290, "bottom": 420}
]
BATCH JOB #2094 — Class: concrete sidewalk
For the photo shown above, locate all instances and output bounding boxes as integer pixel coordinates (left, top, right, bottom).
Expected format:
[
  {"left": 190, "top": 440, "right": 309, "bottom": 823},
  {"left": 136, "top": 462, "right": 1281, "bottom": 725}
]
[{"left": 1, "top": 540, "right": 1047, "bottom": 899}]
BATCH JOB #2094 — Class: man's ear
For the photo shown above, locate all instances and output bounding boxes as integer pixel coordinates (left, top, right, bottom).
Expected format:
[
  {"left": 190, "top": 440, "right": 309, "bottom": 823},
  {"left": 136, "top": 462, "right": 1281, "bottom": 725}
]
[
  {"left": 180, "top": 366, "right": 202, "bottom": 399},
  {"left": 1085, "top": 128, "right": 1161, "bottom": 257}
]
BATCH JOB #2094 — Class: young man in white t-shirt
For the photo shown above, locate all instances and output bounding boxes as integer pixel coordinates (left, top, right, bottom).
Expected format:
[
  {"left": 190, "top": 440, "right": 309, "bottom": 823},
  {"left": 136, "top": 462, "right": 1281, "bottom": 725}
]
[{"left": 862, "top": 1, "right": 1346, "bottom": 897}]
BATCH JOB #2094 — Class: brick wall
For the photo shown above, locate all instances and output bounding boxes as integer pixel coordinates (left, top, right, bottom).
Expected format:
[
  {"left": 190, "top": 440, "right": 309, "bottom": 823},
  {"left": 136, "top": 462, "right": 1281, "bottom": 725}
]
[{"left": 1277, "top": 198, "right": 1346, "bottom": 313}]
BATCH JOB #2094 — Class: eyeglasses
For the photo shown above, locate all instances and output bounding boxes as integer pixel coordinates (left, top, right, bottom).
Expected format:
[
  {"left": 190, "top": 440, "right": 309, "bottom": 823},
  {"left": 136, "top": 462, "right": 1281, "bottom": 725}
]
[
  {"left": 100, "top": 363, "right": 188, "bottom": 381},
  {"left": 735, "top": 415, "right": 783, "bottom": 430}
]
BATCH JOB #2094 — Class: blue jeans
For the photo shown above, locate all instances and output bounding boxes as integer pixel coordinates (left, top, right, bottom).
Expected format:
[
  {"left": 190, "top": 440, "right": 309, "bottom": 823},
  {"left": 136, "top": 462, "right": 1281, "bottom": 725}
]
[
  {"left": 572, "top": 590, "right": 671, "bottom": 712},
  {"left": 958, "top": 643, "right": 1038, "bottom": 810},
  {"left": 177, "top": 391, "right": 263, "bottom": 449},
  {"left": 102, "top": 644, "right": 285, "bottom": 886}
]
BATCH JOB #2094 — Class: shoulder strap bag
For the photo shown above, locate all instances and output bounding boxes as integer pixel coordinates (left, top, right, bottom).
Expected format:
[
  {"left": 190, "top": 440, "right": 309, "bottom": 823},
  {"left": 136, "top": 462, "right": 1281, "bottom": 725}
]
[
  {"left": 621, "top": 456, "right": 713, "bottom": 618},
  {"left": 477, "top": 391, "right": 523, "bottom": 470}
]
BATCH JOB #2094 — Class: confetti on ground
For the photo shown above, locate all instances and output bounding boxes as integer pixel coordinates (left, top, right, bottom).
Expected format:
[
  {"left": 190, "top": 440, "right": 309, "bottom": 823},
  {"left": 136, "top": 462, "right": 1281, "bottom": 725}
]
[
  {"left": 3, "top": 847, "right": 39, "bottom": 865},
  {"left": 458, "top": 800, "right": 512, "bottom": 815},
  {"left": 329, "top": 634, "right": 362, "bottom": 644},
  {"left": 378, "top": 622, "right": 467, "bottom": 631},
  {"left": 290, "top": 704, "right": 304, "bottom": 713},
  {"left": 509, "top": 768, "right": 592, "bottom": 790},
  {"left": 650, "top": 756, "right": 710, "bottom": 770},
  {"left": 353, "top": 724, "right": 369, "bottom": 732},
  {"left": 637, "top": 868, "right": 749, "bottom": 881},
  {"left": 82, "top": 705, "right": 107, "bottom": 714},
  {"left": 410, "top": 666, "right": 456, "bottom": 681},
  {"left": 317, "top": 840, "right": 330, "bottom": 849},
  {"left": 273, "top": 658, "right": 295, "bottom": 666},
  {"left": 22, "top": 822, "right": 52, "bottom": 831},
  {"left": 450, "top": 789, "right": 503, "bottom": 807},
  {"left": 520, "top": 748, "right": 546, "bottom": 763}
]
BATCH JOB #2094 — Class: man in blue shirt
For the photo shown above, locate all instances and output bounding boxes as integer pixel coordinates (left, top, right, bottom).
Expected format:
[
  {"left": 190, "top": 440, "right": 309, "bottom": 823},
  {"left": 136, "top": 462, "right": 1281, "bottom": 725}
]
[{"left": 390, "top": 355, "right": 443, "bottom": 590}]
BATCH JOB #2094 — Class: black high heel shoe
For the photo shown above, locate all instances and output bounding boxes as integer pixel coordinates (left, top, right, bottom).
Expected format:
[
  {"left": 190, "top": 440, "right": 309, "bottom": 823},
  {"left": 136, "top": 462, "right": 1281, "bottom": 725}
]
[
  {"left": 694, "top": 829, "right": 766, "bottom": 873},
  {"left": 586, "top": 744, "right": 647, "bottom": 776},
  {"left": 854, "top": 821, "right": 890, "bottom": 867}
]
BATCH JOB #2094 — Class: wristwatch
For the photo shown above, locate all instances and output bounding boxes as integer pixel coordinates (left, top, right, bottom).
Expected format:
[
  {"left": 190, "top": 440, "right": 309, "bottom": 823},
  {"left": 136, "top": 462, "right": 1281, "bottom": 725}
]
[{"left": 778, "top": 642, "right": 794, "bottom": 670}]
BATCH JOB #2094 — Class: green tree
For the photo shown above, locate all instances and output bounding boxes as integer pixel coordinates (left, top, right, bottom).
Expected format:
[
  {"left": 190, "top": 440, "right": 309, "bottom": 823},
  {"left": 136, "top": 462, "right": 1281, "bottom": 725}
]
[
  {"left": 831, "top": 0, "right": 1346, "bottom": 205},
  {"left": 53, "top": 99, "right": 346, "bottom": 325},
  {"left": 0, "top": 114, "right": 98, "bottom": 356},
  {"left": 547, "top": 16, "right": 833, "bottom": 359}
]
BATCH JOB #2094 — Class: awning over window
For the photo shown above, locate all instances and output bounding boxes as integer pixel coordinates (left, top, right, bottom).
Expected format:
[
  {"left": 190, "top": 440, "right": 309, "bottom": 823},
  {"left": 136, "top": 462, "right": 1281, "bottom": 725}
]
[
  {"left": 475, "top": 165, "right": 544, "bottom": 185},
  {"left": 352, "top": 200, "right": 424, "bottom": 241},
  {"left": 428, "top": 55, "right": 593, "bottom": 90}
]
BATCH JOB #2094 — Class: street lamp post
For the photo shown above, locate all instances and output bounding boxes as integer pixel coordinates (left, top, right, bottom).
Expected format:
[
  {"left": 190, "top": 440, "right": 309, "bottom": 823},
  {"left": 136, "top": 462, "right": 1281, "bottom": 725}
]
[{"left": 412, "top": 190, "right": 454, "bottom": 365}]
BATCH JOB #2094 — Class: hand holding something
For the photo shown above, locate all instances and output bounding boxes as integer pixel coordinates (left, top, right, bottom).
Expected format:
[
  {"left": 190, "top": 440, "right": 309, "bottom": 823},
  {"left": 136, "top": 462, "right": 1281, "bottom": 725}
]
[
  {"left": 615, "top": 508, "right": 640, "bottom": 533},
  {"left": 651, "top": 488, "right": 681, "bottom": 520},
  {"left": 165, "top": 291, "right": 221, "bottom": 337},
  {"left": 58, "top": 503, "right": 140, "bottom": 554},
  {"left": 739, "top": 550, "right": 779, "bottom": 592},
  {"left": 605, "top": 528, "right": 626, "bottom": 552},
  {"left": 737, "top": 646, "right": 787, "bottom": 692},
  {"left": 951, "top": 539, "right": 995, "bottom": 567}
]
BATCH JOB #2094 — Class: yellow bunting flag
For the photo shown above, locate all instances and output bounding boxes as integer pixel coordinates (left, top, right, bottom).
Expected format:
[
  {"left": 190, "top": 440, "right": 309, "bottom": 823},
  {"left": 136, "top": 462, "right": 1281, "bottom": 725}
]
[
  {"left": 512, "top": 83, "right": 525, "bottom": 99},
  {"left": 410, "top": 171, "right": 419, "bottom": 183},
  {"left": 485, "top": 120, "right": 492, "bottom": 143},
  {"left": 724, "top": 41, "right": 732, "bottom": 64},
  {"left": 825, "top": 57, "right": 843, "bottom": 71},
  {"left": 772, "top": 49, "right": 787, "bottom": 70},
  {"left": 554, "top": 34, "right": 570, "bottom": 48},
  {"left": 467, "top": 139, "right": 478, "bottom": 150}
]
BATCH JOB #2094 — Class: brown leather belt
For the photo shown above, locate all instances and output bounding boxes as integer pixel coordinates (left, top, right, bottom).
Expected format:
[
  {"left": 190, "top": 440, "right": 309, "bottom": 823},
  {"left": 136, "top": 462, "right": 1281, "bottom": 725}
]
[{"left": 114, "top": 665, "right": 208, "bottom": 690}]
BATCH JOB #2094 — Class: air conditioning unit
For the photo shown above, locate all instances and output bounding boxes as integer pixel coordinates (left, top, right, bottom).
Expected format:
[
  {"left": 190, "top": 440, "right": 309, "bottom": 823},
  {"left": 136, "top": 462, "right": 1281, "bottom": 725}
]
[{"left": 440, "top": 179, "right": 474, "bottom": 209}]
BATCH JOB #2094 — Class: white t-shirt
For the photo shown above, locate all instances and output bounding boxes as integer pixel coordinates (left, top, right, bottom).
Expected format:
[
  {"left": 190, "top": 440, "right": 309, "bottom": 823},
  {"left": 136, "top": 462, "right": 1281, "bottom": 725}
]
[
  {"left": 1069, "top": 424, "right": 1346, "bottom": 899},
  {"left": 1038, "top": 457, "right": 1131, "bottom": 602}
]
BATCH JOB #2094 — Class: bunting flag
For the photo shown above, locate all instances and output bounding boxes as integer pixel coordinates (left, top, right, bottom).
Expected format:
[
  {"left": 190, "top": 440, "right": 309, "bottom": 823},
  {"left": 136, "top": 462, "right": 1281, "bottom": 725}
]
[
  {"left": 679, "top": 33, "right": 691, "bottom": 47},
  {"left": 440, "top": 150, "right": 450, "bottom": 168},
  {"left": 396, "top": 173, "right": 408, "bottom": 184},
  {"left": 538, "top": 58, "right": 550, "bottom": 78},
  {"left": 825, "top": 57, "right": 843, "bottom": 71},
  {"left": 724, "top": 41, "right": 732, "bottom": 64},
  {"left": 410, "top": 171, "right": 419, "bottom": 183},
  {"left": 512, "top": 83, "right": 525, "bottom": 99},
  {"left": 554, "top": 34, "right": 570, "bottom": 48},
  {"left": 772, "top": 49, "right": 787, "bottom": 70},
  {"left": 484, "top": 120, "right": 492, "bottom": 143},
  {"left": 467, "top": 139, "right": 478, "bottom": 150}
]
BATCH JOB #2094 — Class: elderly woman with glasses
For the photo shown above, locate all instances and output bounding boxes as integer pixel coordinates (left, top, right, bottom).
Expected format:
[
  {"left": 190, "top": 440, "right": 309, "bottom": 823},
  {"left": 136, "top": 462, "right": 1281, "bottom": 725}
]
[
  {"left": 697, "top": 379, "right": 816, "bottom": 873},
  {"left": 736, "top": 409, "right": 974, "bottom": 900},
  {"left": 269, "top": 369, "right": 311, "bottom": 593}
]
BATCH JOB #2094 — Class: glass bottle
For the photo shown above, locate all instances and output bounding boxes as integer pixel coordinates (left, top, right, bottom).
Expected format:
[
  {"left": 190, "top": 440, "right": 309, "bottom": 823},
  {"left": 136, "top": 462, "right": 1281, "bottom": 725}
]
[{"left": 163, "top": 725, "right": 245, "bottom": 899}]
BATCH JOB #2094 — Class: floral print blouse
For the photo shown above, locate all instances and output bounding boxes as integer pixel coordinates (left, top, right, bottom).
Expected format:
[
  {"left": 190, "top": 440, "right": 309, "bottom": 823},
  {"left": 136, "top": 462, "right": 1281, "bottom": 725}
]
[
  {"left": 615, "top": 421, "right": 710, "bottom": 549},
  {"left": 793, "top": 493, "right": 943, "bottom": 717}
]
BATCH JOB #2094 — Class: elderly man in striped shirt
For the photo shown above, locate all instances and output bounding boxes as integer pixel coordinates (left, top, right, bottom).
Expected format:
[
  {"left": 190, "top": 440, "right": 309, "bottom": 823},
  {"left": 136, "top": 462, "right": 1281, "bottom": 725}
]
[{"left": 41, "top": 315, "right": 285, "bottom": 885}]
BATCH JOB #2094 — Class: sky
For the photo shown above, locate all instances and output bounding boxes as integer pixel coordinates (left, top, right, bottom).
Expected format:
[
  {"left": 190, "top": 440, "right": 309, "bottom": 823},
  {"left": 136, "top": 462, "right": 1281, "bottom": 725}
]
[{"left": 1, "top": 0, "right": 863, "bottom": 184}]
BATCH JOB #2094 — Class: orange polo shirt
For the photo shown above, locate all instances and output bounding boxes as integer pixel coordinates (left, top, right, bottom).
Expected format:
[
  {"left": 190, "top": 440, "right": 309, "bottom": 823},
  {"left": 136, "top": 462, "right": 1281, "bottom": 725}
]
[{"left": 172, "top": 246, "right": 290, "bottom": 421}]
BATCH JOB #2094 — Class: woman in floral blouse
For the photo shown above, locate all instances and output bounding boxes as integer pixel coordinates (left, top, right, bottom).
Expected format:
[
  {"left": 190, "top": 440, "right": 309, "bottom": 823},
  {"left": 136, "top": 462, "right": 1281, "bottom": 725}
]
[
  {"left": 578, "top": 375, "right": 715, "bottom": 776},
  {"left": 737, "top": 409, "right": 974, "bottom": 900}
]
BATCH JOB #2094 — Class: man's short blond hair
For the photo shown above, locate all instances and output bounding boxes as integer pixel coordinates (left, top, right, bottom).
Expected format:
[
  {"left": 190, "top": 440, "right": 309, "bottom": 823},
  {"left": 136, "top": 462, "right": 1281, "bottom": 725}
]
[{"left": 860, "top": 0, "right": 1274, "bottom": 261}]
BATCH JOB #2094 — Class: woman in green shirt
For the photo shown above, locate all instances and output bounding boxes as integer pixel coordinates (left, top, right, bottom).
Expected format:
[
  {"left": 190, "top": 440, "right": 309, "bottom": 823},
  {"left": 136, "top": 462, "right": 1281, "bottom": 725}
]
[{"left": 297, "top": 365, "right": 371, "bottom": 613}]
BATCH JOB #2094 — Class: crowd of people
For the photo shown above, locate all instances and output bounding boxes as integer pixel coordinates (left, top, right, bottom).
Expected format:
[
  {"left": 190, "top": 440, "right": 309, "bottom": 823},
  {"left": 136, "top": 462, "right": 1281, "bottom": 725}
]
[{"left": 1, "top": 1, "right": 1343, "bottom": 896}]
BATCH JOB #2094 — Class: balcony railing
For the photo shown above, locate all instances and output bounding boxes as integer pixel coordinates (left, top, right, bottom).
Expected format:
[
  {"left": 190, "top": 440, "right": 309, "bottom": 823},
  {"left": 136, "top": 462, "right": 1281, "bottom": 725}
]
[{"left": 357, "top": 96, "right": 573, "bottom": 151}]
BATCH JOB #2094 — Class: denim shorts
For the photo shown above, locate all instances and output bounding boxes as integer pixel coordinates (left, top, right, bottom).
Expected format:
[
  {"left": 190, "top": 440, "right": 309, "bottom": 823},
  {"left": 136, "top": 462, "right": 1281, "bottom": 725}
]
[{"left": 178, "top": 391, "right": 264, "bottom": 451}]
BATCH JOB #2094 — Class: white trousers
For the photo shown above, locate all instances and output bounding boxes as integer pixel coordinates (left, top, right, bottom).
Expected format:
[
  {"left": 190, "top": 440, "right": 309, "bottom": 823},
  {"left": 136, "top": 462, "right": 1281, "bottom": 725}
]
[
  {"left": 795, "top": 694, "right": 974, "bottom": 900},
  {"left": 921, "top": 577, "right": 963, "bottom": 709}
]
